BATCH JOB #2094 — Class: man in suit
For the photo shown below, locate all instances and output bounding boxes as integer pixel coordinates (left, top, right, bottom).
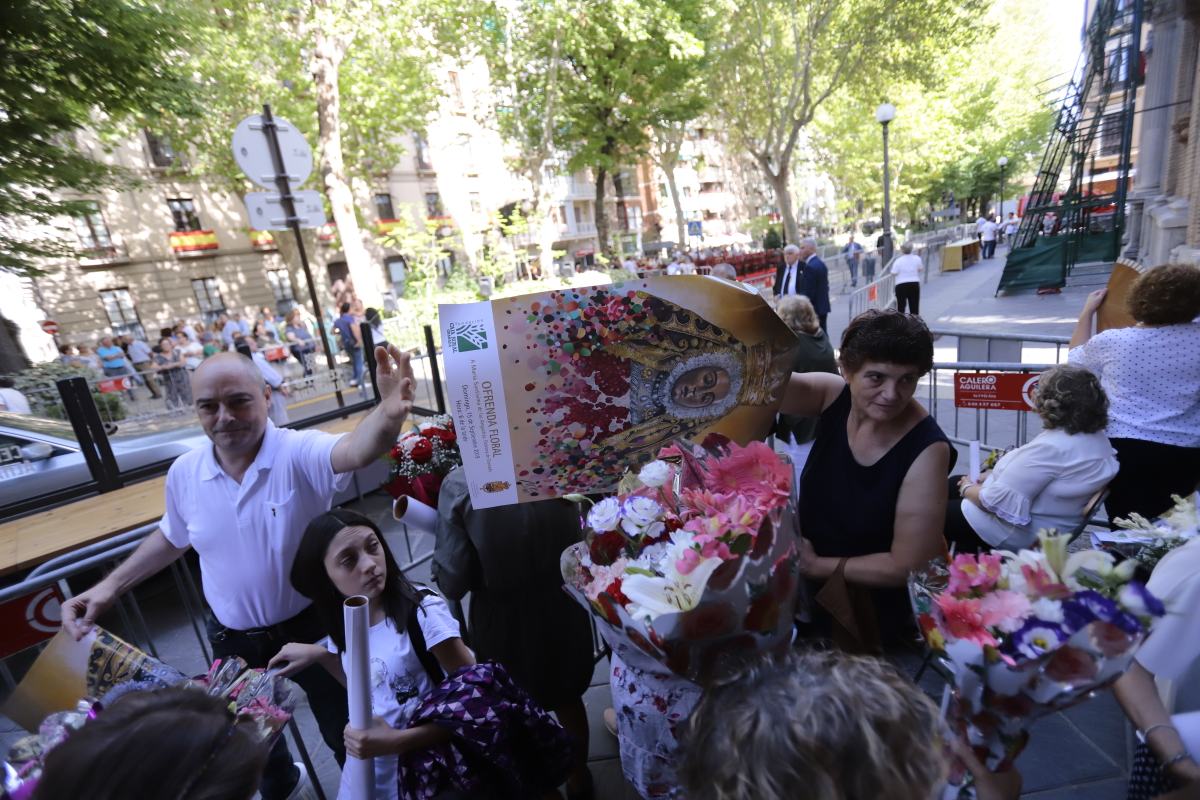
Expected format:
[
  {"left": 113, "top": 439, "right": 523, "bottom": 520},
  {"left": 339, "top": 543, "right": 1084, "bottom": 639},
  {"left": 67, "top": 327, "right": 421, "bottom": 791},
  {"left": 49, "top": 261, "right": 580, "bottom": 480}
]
[
  {"left": 796, "top": 237, "right": 830, "bottom": 331},
  {"left": 773, "top": 244, "right": 804, "bottom": 298}
]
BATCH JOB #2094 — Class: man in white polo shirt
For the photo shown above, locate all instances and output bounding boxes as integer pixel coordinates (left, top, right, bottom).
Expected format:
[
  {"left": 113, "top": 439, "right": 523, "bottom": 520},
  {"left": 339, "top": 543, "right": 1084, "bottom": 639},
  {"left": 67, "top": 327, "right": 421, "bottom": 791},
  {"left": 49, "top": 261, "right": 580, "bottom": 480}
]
[{"left": 62, "top": 348, "right": 415, "bottom": 799}]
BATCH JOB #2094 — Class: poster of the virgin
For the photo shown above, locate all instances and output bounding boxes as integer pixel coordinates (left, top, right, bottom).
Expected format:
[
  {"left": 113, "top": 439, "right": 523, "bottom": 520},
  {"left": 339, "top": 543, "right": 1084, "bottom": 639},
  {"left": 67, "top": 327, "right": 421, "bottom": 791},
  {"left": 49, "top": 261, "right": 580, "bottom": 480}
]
[{"left": 439, "top": 276, "right": 798, "bottom": 508}]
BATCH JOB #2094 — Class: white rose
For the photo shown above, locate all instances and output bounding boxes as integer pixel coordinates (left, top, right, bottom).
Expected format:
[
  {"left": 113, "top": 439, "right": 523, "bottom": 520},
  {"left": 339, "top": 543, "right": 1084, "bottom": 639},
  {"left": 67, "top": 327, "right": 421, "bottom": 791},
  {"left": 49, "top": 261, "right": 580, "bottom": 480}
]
[
  {"left": 587, "top": 497, "right": 622, "bottom": 533},
  {"left": 637, "top": 460, "right": 673, "bottom": 489},
  {"left": 620, "top": 496, "right": 664, "bottom": 536},
  {"left": 1030, "top": 598, "right": 1064, "bottom": 624}
]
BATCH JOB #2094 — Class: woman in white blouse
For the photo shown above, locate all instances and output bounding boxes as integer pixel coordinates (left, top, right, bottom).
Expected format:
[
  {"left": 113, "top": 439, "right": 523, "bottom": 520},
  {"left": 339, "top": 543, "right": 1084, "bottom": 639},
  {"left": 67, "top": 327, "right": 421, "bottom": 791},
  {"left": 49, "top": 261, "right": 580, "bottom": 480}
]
[
  {"left": 884, "top": 241, "right": 923, "bottom": 314},
  {"left": 1069, "top": 264, "right": 1200, "bottom": 524},
  {"left": 944, "top": 365, "right": 1119, "bottom": 552}
]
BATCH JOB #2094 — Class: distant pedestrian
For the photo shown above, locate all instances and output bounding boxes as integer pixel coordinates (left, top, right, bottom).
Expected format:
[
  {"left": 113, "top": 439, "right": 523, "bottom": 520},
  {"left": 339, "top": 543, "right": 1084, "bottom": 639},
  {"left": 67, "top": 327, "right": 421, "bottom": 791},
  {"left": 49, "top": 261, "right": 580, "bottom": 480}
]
[
  {"left": 842, "top": 235, "right": 864, "bottom": 287},
  {"left": 711, "top": 263, "right": 737, "bottom": 281},
  {"left": 153, "top": 337, "right": 192, "bottom": 409},
  {"left": 333, "top": 302, "right": 364, "bottom": 388},
  {"left": 96, "top": 336, "right": 136, "bottom": 398},
  {"left": 975, "top": 214, "right": 987, "bottom": 245},
  {"left": 796, "top": 237, "right": 831, "bottom": 332},
  {"left": 886, "top": 241, "right": 924, "bottom": 315},
  {"left": 1004, "top": 212, "right": 1019, "bottom": 242},
  {"left": 284, "top": 308, "right": 316, "bottom": 376},
  {"left": 127, "top": 335, "right": 162, "bottom": 399},
  {"left": 981, "top": 216, "right": 999, "bottom": 259},
  {"left": 365, "top": 307, "right": 388, "bottom": 351}
]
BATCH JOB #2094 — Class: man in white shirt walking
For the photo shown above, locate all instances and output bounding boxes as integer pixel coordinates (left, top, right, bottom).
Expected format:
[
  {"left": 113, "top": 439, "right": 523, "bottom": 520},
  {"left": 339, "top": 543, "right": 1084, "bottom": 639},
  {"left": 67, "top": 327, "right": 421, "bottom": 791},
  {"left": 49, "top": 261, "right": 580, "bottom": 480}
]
[
  {"left": 126, "top": 335, "right": 161, "bottom": 399},
  {"left": 980, "top": 215, "right": 1000, "bottom": 259},
  {"left": 63, "top": 347, "right": 416, "bottom": 799}
]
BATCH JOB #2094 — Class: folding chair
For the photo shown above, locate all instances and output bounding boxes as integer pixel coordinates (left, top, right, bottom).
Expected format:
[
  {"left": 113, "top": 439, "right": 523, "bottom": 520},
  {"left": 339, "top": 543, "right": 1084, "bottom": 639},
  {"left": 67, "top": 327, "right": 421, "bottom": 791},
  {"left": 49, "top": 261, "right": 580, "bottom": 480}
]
[{"left": 1068, "top": 486, "right": 1110, "bottom": 544}]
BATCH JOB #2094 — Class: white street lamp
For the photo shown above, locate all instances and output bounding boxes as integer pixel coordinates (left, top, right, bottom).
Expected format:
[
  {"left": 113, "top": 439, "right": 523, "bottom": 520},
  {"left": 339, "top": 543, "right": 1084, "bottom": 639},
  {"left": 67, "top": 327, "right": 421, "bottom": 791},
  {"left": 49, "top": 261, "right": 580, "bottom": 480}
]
[{"left": 876, "top": 103, "right": 896, "bottom": 265}]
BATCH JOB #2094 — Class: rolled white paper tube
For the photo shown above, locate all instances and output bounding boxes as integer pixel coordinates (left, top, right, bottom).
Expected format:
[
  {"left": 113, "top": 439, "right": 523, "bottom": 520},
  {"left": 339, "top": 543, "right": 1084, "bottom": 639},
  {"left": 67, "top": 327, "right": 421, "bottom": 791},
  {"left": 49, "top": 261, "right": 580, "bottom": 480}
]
[
  {"left": 968, "top": 440, "right": 981, "bottom": 485},
  {"left": 344, "top": 595, "right": 376, "bottom": 800},
  {"left": 393, "top": 495, "right": 438, "bottom": 536}
]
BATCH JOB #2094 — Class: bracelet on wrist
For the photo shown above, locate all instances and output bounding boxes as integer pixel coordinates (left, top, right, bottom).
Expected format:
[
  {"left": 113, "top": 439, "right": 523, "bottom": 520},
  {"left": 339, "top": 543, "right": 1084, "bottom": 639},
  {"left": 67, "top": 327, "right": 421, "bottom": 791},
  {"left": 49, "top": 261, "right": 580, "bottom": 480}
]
[
  {"left": 1163, "top": 751, "right": 1195, "bottom": 771},
  {"left": 1138, "top": 723, "right": 1178, "bottom": 744}
]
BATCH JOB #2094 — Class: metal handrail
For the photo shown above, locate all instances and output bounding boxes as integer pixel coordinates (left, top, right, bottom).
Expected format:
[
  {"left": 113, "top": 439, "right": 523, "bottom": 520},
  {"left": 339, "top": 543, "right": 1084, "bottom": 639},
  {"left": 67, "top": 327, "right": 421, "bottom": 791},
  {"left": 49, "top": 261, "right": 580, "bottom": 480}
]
[
  {"left": 931, "top": 361, "right": 1055, "bottom": 371},
  {"left": 0, "top": 540, "right": 141, "bottom": 605},
  {"left": 928, "top": 328, "right": 1070, "bottom": 345}
]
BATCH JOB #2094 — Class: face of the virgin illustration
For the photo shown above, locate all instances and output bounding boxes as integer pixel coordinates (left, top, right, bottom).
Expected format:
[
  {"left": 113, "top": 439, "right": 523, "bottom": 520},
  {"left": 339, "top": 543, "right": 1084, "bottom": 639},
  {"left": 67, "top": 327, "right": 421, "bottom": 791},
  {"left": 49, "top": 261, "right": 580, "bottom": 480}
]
[{"left": 671, "top": 366, "right": 733, "bottom": 409}]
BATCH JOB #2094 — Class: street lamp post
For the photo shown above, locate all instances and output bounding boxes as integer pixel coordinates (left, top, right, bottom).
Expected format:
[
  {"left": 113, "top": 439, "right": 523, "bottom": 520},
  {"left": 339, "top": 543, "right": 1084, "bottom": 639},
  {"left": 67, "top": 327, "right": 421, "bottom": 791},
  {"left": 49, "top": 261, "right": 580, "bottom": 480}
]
[
  {"left": 997, "top": 156, "right": 1008, "bottom": 222},
  {"left": 876, "top": 103, "right": 896, "bottom": 267}
]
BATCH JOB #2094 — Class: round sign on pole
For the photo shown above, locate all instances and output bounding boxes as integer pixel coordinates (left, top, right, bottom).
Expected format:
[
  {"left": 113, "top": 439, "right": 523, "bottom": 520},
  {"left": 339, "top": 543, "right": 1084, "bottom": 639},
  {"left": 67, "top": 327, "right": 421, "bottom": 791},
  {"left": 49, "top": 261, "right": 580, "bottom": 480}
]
[
  {"left": 39, "top": 320, "right": 59, "bottom": 335},
  {"left": 231, "top": 114, "right": 313, "bottom": 191}
]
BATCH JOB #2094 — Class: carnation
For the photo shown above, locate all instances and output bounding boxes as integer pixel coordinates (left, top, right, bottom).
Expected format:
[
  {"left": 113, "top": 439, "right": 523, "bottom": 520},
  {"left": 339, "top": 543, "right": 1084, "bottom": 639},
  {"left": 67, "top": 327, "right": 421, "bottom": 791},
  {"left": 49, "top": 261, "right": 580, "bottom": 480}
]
[
  {"left": 587, "top": 497, "right": 622, "bottom": 533},
  {"left": 637, "top": 460, "right": 673, "bottom": 488}
]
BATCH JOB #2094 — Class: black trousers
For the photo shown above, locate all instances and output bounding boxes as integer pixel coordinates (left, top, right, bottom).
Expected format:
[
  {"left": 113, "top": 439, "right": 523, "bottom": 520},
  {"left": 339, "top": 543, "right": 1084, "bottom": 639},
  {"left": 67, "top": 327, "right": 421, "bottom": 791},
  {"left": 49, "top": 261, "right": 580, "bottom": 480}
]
[
  {"left": 982, "top": 239, "right": 997, "bottom": 259},
  {"left": 1107, "top": 437, "right": 1200, "bottom": 526},
  {"left": 895, "top": 282, "right": 920, "bottom": 315},
  {"left": 208, "top": 604, "right": 348, "bottom": 800},
  {"left": 943, "top": 476, "right": 992, "bottom": 553}
]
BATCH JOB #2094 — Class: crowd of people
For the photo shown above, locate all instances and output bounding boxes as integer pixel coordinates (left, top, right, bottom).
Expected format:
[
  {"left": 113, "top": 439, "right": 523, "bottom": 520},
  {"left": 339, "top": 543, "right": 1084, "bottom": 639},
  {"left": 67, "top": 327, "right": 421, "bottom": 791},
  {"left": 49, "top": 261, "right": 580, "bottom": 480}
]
[{"left": 15, "top": 258, "right": 1199, "bottom": 800}]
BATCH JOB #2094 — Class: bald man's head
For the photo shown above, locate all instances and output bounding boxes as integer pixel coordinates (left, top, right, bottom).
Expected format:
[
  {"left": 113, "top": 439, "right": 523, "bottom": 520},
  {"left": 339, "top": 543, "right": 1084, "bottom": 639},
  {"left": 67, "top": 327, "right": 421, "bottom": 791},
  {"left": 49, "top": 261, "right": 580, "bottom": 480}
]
[{"left": 191, "top": 352, "right": 269, "bottom": 458}]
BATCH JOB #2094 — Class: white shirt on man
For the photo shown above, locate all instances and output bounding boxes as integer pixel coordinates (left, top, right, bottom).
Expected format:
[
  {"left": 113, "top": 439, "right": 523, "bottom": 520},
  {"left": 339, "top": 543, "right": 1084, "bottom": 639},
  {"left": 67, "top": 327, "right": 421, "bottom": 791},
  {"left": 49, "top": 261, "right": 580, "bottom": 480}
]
[
  {"left": 160, "top": 423, "right": 351, "bottom": 629},
  {"left": 888, "top": 253, "right": 923, "bottom": 284},
  {"left": 780, "top": 259, "right": 802, "bottom": 295},
  {"left": 975, "top": 216, "right": 987, "bottom": 233},
  {"left": 962, "top": 429, "right": 1119, "bottom": 550},
  {"left": 0, "top": 388, "right": 31, "bottom": 414},
  {"left": 1069, "top": 323, "right": 1200, "bottom": 447},
  {"left": 128, "top": 338, "right": 153, "bottom": 365},
  {"left": 981, "top": 220, "right": 999, "bottom": 242}
]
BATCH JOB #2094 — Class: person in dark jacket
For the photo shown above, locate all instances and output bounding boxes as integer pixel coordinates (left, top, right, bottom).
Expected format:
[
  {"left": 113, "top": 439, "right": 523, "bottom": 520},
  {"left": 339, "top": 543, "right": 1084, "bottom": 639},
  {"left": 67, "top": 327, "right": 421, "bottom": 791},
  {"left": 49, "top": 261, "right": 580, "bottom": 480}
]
[
  {"left": 433, "top": 467, "right": 595, "bottom": 800},
  {"left": 796, "top": 237, "right": 831, "bottom": 331}
]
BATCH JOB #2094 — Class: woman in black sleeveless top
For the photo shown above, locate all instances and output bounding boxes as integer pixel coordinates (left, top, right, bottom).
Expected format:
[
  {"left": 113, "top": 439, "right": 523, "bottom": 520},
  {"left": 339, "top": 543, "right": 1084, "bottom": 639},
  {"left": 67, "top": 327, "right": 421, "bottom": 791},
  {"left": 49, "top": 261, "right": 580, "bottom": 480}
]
[{"left": 779, "top": 310, "right": 955, "bottom": 651}]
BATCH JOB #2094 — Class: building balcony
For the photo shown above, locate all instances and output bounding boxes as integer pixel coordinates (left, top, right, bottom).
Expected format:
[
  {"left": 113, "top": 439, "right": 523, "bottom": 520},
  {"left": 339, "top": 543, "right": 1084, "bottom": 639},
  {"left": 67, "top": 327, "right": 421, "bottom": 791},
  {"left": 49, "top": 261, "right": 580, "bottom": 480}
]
[
  {"left": 249, "top": 230, "right": 277, "bottom": 251},
  {"left": 168, "top": 230, "right": 219, "bottom": 255},
  {"left": 78, "top": 243, "right": 130, "bottom": 268},
  {"left": 376, "top": 219, "right": 404, "bottom": 236}
]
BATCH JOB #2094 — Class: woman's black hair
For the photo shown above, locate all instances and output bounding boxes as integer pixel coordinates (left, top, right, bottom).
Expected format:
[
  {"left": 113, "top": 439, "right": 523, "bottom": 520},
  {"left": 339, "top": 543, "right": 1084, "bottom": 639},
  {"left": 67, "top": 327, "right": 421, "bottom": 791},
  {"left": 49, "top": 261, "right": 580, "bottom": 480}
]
[
  {"left": 838, "top": 308, "right": 934, "bottom": 376},
  {"left": 32, "top": 687, "right": 268, "bottom": 800},
  {"left": 290, "top": 508, "right": 420, "bottom": 652}
]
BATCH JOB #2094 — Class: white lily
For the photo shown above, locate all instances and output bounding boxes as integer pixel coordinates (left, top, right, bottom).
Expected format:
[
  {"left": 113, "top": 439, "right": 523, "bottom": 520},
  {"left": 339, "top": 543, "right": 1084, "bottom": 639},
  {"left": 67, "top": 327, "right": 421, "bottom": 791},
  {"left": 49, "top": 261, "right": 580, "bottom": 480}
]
[
  {"left": 1037, "top": 529, "right": 1071, "bottom": 579},
  {"left": 1061, "top": 548, "right": 1116, "bottom": 591},
  {"left": 621, "top": 555, "right": 722, "bottom": 621}
]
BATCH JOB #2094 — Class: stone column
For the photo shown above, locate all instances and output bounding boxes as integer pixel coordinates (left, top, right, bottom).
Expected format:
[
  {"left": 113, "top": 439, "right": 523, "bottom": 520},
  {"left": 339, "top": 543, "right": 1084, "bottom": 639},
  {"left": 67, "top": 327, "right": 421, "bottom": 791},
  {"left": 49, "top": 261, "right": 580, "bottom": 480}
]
[
  {"left": 1183, "top": 34, "right": 1200, "bottom": 257},
  {"left": 1124, "top": 0, "right": 1184, "bottom": 260}
]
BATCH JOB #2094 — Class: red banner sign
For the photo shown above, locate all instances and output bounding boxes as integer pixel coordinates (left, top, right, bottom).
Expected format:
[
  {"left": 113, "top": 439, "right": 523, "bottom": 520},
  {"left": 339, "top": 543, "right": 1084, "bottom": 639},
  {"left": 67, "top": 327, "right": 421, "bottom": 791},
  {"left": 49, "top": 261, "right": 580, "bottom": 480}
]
[
  {"left": 953, "top": 372, "right": 1039, "bottom": 411},
  {"left": 264, "top": 345, "right": 289, "bottom": 362},
  {"left": 97, "top": 376, "right": 133, "bottom": 393},
  {"left": 0, "top": 586, "right": 64, "bottom": 658}
]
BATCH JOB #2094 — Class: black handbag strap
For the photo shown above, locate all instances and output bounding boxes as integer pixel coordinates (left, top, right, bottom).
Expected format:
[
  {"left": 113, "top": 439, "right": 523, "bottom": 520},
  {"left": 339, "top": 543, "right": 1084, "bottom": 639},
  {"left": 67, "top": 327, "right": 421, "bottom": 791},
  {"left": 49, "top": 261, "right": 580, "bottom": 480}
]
[{"left": 407, "top": 588, "right": 446, "bottom": 685}]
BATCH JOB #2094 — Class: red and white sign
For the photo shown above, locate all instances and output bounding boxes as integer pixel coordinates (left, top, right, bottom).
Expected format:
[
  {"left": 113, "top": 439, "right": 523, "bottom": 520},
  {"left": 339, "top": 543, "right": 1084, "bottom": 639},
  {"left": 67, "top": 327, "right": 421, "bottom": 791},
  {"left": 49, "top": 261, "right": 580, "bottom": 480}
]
[
  {"left": 0, "top": 586, "right": 64, "bottom": 658},
  {"left": 97, "top": 376, "right": 133, "bottom": 393},
  {"left": 264, "top": 345, "right": 289, "bottom": 362},
  {"left": 39, "top": 320, "right": 60, "bottom": 335},
  {"left": 954, "top": 372, "right": 1039, "bottom": 411}
]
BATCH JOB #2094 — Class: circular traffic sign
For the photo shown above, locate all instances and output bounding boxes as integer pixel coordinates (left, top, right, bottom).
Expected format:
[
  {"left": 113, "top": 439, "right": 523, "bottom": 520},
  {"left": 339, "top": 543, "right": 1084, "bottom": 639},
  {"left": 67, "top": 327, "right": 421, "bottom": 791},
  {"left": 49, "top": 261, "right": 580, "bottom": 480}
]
[
  {"left": 39, "top": 320, "right": 59, "bottom": 335},
  {"left": 231, "top": 114, "right": 313, "bottom": 191}
]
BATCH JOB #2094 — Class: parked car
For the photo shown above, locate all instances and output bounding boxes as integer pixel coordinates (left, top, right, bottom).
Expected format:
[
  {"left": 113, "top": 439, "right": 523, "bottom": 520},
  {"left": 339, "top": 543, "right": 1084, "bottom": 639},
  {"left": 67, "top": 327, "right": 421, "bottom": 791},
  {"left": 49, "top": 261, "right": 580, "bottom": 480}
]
[{"left": 0, "top": 412, "right": 209, "bottom": 516}]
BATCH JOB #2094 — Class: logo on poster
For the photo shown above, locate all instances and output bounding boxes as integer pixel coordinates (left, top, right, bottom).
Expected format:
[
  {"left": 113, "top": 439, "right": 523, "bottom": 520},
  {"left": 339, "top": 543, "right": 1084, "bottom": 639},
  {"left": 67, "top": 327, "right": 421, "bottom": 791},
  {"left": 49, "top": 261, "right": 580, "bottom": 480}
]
[{"left": 448, "top": 320, "right": 489, "bottom": 353}]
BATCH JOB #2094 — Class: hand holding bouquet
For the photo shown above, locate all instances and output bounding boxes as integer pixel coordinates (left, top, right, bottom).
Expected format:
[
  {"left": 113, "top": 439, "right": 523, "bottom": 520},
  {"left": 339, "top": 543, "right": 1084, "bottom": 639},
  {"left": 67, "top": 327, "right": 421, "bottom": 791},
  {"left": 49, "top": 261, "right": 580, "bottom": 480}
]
[
  {"left": 561, "top": 437, "right": 802, "bottom": 685},
  {"left": 383, "top": 415, "right": 461, "bottom": 507},
  {"left": 910, "top": 532, "right": 1164, "bottom": 796}
]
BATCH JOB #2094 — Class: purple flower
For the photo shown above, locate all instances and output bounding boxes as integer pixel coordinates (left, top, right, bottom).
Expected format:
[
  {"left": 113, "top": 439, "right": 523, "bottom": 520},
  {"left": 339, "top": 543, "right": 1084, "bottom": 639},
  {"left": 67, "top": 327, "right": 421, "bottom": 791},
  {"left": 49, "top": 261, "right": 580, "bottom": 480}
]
[
  {"left": 1005, "top": 618, "right": 1068, "bottom": 660},
  {"left": 1061, "top": 590, "right": 1120, "bottom": 632},
  {"left": 1110, "top": 610, "right": 1143, "bottom": 635},
  {"left": 1118, "top": 581, "right": 1165, "bottom": 618}
]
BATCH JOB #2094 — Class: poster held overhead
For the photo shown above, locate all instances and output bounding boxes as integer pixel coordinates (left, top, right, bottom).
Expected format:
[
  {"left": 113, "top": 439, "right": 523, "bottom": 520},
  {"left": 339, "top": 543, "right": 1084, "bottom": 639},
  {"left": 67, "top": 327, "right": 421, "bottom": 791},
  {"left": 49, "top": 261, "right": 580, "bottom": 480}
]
[{"left": 440, "top": 276, "right": 799, "bottom": 508}]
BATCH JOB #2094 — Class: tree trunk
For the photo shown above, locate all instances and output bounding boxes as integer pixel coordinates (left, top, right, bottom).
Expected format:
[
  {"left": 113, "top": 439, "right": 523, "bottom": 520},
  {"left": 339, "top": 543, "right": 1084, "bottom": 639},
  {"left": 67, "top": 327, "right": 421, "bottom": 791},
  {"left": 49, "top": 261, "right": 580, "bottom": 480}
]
[
  {"left": 594, "top": 165, "right": 609, "bottom": 254},
  {"left": 764, "top": 166, "right": 799, "bottom": 245},
  {"left": 311, "top": 2, "right": 383, "bottom": 309},
  {"left": 665, "top": 166, "right": 686, "bottom": 246},
  {"left": 0, "top": 313, "right": 29, "bottom": 373}
]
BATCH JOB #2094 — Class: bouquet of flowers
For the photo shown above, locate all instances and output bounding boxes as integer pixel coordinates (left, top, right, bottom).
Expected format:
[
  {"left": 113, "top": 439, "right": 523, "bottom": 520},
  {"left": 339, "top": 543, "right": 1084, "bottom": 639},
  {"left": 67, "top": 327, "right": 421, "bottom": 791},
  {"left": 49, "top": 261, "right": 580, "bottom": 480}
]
[
  {"left": 560, "top": 436, "right": 802, "bottom": 685},
  {"left": 383, "top": 415, "right": 461, "bottom": 507},
  {"left": 1097, "top": 493, "right": 1199, "bottom": 572},
  {"left": 909, "top": 532, "right": 1164, "bottom": 797},
  {"left": 2, "top": 634, "right": 301, "bottom": 798}
]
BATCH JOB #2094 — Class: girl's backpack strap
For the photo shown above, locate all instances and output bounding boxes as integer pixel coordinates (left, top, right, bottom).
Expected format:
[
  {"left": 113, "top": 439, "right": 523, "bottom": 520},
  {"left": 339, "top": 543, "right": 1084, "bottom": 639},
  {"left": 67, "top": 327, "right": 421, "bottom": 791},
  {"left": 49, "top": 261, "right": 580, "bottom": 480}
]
[{"left": 408, "top": 587, "right": 446, "bottom": 684}]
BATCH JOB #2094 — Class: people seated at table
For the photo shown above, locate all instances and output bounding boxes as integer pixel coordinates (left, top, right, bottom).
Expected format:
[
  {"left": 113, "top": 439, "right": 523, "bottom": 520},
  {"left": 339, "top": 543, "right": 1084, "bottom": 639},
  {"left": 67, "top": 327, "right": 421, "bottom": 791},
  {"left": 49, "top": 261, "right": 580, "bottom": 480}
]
[
  {"left": 780, "top": 309, "right": 953, "bottom": 651},
  {"left": 32, "top": 687, "right": 270, "bottom": 800},
  {"left": 1114, "top": 537, "right": 1200, "bottom": 800},
  {"left": 945, "top": 364, "right": 1119, "bottom": 553},
  {"left": 677, "top": 649, "right": 1021, "bottom": 800},
  {"left": 1069, "top": 265, "right": 1200, "bottom": 524}
]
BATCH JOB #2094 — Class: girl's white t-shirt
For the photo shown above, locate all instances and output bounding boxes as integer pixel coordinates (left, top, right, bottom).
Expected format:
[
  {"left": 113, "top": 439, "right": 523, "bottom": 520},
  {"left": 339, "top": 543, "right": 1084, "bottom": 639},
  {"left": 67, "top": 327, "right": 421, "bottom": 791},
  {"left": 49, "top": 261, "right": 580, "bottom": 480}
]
[{"left": 329, "top": 594, "right": 460, "bottom": 800}]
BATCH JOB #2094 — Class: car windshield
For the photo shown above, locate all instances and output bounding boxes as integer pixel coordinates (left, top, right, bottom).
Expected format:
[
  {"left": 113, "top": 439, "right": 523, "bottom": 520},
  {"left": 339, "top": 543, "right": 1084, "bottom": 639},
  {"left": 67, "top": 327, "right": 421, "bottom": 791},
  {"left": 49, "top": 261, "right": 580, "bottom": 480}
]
[{"left": 0, "top": 411, "right": 78, "bottom": 441}]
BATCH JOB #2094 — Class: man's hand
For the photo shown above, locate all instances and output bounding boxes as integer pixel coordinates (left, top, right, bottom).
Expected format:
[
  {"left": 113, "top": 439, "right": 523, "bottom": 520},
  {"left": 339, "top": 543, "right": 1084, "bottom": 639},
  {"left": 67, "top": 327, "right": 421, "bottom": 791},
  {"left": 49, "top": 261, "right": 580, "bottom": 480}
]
[
  {"left": 61, "top": 581, "right": 118, "bottom": 641},
  {"left": 374, "top": 343, "right": 415, "bottom": 422},
  {"left": 267, "top": 642, "right": 328, "bottom": 678}
]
